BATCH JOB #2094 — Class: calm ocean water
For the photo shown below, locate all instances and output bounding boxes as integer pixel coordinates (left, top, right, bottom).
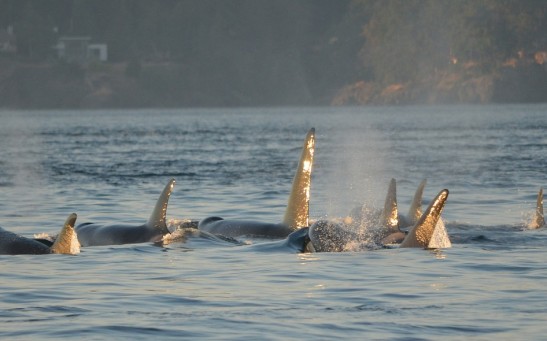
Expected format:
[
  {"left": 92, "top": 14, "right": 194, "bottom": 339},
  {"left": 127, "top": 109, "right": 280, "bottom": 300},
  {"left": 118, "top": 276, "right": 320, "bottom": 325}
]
[{"left": 0, "top": 105, "right": 546, "bottom": 340}]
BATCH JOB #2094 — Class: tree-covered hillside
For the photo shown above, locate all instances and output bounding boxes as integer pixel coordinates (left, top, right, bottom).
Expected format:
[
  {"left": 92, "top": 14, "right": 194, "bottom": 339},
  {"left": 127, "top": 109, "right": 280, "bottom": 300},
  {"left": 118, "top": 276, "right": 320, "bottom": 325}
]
[{"left": 0, "top": 0, "right": 546, "bottom": 108}]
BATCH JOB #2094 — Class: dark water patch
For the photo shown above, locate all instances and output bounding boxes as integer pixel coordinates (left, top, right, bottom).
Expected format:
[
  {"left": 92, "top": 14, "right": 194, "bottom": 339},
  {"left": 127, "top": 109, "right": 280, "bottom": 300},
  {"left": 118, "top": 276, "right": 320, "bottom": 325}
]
[
  {"left": 460, "top": 262, "right": 535, "bottom": 273},
  {"left": 152, "top": 295, "right": 207, "bottom": 306},
  {"left": 15, "top": 305, "right": 90, "bottom": 314},
  {"left": 353, "top": 304, "right": 401, "bottom": 314},
  {"left": 61, "top": 325, "right": 202, "bottom": 339},
  {"left": 0, "top": 181, "right": 13, "bottom": 187},
  {"left": 428, "top": 322, "right": 515, "bottom": 335},
  {"left": 2, "top": 305, "right": 89, "bottom": 323}
]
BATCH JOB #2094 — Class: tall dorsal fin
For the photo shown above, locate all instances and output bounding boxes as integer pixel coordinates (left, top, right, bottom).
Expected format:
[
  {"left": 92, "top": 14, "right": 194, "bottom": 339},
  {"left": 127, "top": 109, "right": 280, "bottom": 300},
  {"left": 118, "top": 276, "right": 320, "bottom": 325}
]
[
  {"left": 282, "top": 128, "right": 315, "bottom": 230},
  {"left": 530, "top": 187, "right": 545, "bottom": 229},
  {"left": 147, "top": 178, "right": 176, "bottom": 234},
  {"left": 407, "top": 179, "right": 427, "bottom": 226},
  {"left": 382, "top": 178, "right": 399, "bottom": 232},
  {"left": 400, "top": 189, "right": 449, "bottom": 248},
  {"left": 51, "top": 213, "right": 80, "bottom": 254}
]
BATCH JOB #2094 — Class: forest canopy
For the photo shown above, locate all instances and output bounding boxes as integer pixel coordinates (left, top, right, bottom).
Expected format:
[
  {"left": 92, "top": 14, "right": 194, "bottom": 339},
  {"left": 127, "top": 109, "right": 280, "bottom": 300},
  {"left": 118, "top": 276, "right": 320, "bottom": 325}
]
[{"left": 0, "top": 0, "right": 546, "bottom": 107}]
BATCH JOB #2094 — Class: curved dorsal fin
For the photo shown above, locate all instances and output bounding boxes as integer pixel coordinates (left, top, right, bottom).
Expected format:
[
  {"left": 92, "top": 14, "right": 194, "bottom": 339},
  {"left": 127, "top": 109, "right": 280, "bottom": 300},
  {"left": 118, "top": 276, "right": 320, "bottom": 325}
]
[
  {"left": 400, "top": 189, "right": 449, "bottom": 248},
  {"left": 282, "top": 128, "right": 315, "bottom": 230},
  {"left": 147, "top": 178, "right": 176, "bottom": 234},
  {"left": 530, "top": 187, "right": 545, "bottom": 229},
  {"left": 407, "top": 179, "right": 427, "bottom": 226},
  {"left": 382, "top": 178, "right": 399, "bottom": 232},
  {"left": 51, "top": 213, "right": 80, "bottom": 254}
]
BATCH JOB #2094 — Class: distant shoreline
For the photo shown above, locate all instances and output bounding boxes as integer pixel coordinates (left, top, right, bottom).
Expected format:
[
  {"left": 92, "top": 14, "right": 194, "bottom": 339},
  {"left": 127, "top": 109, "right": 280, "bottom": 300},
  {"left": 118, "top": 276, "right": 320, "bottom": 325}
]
[{"left": 1, "top": 59, "right": 546, "bottom": 109}]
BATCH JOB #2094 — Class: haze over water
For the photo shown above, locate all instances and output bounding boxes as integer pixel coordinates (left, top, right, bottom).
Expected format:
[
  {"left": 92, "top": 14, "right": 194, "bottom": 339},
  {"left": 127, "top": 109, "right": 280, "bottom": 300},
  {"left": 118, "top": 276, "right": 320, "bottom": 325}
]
[{"left": 1, "top": 105, "right": 546, "bottom": 339}]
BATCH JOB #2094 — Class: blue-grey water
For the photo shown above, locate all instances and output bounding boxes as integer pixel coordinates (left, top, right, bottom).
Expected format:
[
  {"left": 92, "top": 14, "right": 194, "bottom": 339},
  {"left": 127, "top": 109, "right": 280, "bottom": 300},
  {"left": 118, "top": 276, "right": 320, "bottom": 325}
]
[{"left": 0, "top": 105, "right": 546, "bottom": 340}]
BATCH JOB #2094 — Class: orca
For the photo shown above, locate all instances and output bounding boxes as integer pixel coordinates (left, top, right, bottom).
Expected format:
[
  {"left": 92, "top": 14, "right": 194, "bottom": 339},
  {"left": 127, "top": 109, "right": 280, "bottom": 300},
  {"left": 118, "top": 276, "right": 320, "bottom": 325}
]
[
  {"left": 302, "top": 189, "right": 451, "bottom": 252},
  {"left": 159, "top": 225, "right": 243, "bottom": 247},
  {"left": 379, "top": 178, "right": 430, "bottom": 244},
  {"left": 76, "top": 179, "right": 175, "bottom": 246},
  {"left": 400, "top": 189, "right": 451, "bottom": 248},
  {"left": 377, "top": 178, "right": 405, "bottom": 243},
  {"left": 307, "top": 220, "right": 360, "bottom": 252},
  {"left": 197, "top": 216, "right": 294, "bottom": 238},
  {"left": 398, "top": 179, "right": 427, "bottom": 228},
  {"left": 348, "top": 179, "right": 429, "bottom": 244},
  {"left": 0, "top": 213, "right": 80, "bottom": 255},
  {"left": 529, "top": 187, "right": 545, "bottom": 229},
  {"left": 239, "top": 227, "right": 312, "bottom": 253},
  {"left": 198, "top": 128, "right": 315, "bottom": 239}
]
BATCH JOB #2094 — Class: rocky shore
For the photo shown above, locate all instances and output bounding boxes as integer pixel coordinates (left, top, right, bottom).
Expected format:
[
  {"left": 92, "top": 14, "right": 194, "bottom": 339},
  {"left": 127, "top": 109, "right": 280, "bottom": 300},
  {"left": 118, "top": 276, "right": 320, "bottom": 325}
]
[{"left": 332, "top": 62, "right": 547, "bottom": 106}]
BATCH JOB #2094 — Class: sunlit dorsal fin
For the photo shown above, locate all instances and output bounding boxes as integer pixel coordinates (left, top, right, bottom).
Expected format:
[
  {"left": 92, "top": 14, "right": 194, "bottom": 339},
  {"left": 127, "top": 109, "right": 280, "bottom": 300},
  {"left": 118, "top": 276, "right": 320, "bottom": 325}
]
[
  {"left": 382, "top": 178, "right": 399, "bottom": 232},
  {"left": 51, "top": 213, "right": 80, "bottom": 255},
  {"left": 283, "top": 128, "right": 315, "bottom": 230},
  {"left": 147, "top": 178, "right": 176, "bottom": 234},
  {"left": 400, "top": 189, "right": 449, "bottom": 248},
  {"left": 530, "top": 187, "right": 545, "bottom": 229},
  {"left": 407, "top": 179, "right": 427, "bottom": 226},
  {"left": 427, "top": 219, "right": 452, "bottom": 249}
]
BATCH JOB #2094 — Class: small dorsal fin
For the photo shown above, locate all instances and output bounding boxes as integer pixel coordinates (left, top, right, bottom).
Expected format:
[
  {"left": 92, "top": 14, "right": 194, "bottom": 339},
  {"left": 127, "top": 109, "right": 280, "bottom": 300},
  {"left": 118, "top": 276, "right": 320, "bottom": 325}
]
[
  {"left": 530, "top": 187, "right": 545, "bottom": 229},
  {"left": 382, "top": 178, "right": 399, "bottom": 232},
  {"left": 51, "top": 213, "right": 80, "bottom": 254},
  {"left": 147, "top": 178, "right": 176, "bottom": 234},
  {"left": 282, "top": 128, "right": 315, "bottom": 230},
  {"left": 400, "top": 189, "right": 449, "bottom": 248},
  {"left": 407, "top": 179, "right": 427, "bottom": 226}
]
